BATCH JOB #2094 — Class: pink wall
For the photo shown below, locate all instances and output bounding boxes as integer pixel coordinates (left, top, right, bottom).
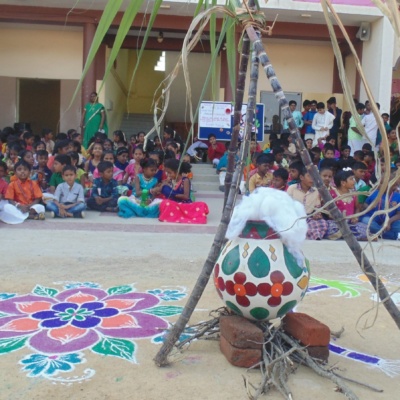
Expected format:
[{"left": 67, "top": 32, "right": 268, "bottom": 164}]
[{"left": 294, "top": 0, "right": 375, "bottom": 6}]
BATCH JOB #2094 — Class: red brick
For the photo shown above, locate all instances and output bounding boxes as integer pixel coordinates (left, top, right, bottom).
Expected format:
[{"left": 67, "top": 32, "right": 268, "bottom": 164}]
[
  {"left": 219, "top": 315, "right": 264, "bottom": 350},
  {"left": 307, "top": 346, "right": 330, "bottom": 363},
  {"left": 282, "top": 312, "right": 330, "bottom": 347},
  {"left": 220, "top": 335, "right": 261, "bottom": 368}
]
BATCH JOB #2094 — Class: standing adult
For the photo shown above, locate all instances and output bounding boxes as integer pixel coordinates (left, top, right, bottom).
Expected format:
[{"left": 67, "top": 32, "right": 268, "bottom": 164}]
[
  {"left": 80, "top": 92, "right": 108, "bottom": 149},
  {"left": 364, "top": 101, "right": 379, "bottom": 151},
  {"left": 348, "top": 103, "right": 367, "bottom": 156},
  {"left": 327, "top": 97, "right": 342, "bottom": 146},
  {"left": 283, "top": 100, "right": 304, "bottom": 133}
]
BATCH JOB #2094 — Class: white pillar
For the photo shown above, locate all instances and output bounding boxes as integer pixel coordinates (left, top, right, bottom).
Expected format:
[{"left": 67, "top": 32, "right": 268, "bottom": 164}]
[{"left": 359, "top": 17, "right": 394, "bottom": 113}]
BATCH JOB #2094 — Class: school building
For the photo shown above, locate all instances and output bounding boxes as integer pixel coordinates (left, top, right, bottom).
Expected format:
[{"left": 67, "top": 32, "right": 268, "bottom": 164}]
[{"left": 0, "top": 0, "right": 397, "bottom": 138}]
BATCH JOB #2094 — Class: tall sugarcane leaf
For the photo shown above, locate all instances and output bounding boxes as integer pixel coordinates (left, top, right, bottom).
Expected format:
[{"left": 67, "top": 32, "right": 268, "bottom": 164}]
[
  {"left": 97, "top": 0, "right": 146, "bottom": 95},
  {"left": 225, "top": 18, "right": 236, "bottom": 103},
  {"left": 209, "top": 0, "right": 217, "bottom": 100},
  {"left": 194, "top": 0, "right": 206, "bottom": 17},
  {"left": 69, "top": 0, "right": 124, "bottom": 108}
]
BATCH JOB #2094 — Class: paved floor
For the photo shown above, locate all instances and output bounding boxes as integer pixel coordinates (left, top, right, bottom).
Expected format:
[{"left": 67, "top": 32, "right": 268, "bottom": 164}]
[{"left": 1, "top": 192, "right": 400, "bottom": 400}]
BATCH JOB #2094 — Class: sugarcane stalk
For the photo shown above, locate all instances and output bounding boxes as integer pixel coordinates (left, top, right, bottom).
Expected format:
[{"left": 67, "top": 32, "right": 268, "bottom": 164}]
[
  {"left": 245, "top": 26, "right": 400, "bottom": 330},
  {"left": 154, "top": 36, "right": 261, "bottom": 368}
]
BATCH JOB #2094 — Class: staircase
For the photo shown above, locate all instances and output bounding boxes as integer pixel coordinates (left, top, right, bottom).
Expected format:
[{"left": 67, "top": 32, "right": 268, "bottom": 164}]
[
  {"left": 120, "top": 113, "right": 161, "bottom": 138},
  {"left": 191, "top": 162, "right": 220, "bottom": 192}
]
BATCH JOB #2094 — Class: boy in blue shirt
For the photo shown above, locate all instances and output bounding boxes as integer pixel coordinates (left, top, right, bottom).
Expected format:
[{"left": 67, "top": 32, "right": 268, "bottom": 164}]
[{"left": 87, "top": 161, "right": 119, "bottom": 212}]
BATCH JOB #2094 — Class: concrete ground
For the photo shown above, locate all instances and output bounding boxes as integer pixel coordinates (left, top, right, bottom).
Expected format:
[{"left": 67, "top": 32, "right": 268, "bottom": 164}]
[{"left": 1, "top": 186, "right": 400, "bottom": 400}]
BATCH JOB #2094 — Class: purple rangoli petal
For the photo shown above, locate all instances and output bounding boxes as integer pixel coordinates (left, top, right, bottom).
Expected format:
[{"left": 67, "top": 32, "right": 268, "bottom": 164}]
[
  {"left": 93, "top": 308, "right": 119, "bottom": 318},
  {"left": 0, "top": 295, "right": 57, "bottom": 315},
  {"left": 41, "top": 318, "right": 69, "bottom": 328},
  {"left": 71, "top": 316, "right": 101, "bottom": 329},
  {"left": 51, "top": 303, "right": 78, "bottom": 312},
  {"left": 80, "top": 302, "right": 104, "bottom": 311},
  {"left": 31, "top": 311, "right": 58, "bottom": 320}
]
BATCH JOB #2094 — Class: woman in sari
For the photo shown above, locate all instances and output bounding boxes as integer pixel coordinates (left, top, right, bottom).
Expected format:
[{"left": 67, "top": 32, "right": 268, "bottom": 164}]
[{"left": 80, "top": 92, "right": 108, "bottom": 149}]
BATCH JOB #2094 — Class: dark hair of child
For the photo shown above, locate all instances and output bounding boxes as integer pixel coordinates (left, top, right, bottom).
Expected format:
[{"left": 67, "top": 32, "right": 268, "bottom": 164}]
[
  {"left": 53, "top": 139, "right": 70, "bottom": 154},
  {"left": 116, "top": 147, "right": 129, "bottom": 156},
  {"left": 33, "top": 141, "right": 46, "bottom": 150},
  {"left": 256, "top": 153, "right": 274, "bottom": 165},
  {"left": 164, "top": 159, "right": 191, "bottom": 174},
  {"left": 251, "top": 152, "right": 261, "bottom": 163},
  {"left": 164, "top": 149, "right": 175, "bottom": 160},
  {"left": 67, "top": 151, "right": 79, "bottom": 163},
  {"left": 352, "top": 161, "right": 367, "bottom": 171},
  {"left": 362, "top": 143, "right": 372, "bottom": 152},
  {"left": 364, "top": 150, "right": 375, "bottom": 160},
  {"left": 42, "top": 128, "right": 53, "bottom": 137},
  {"left": 18, "top": 150, "right": 33, "bottom": 160},
  {"left": 140, "top": 158, "right": 158, "bottom": 169},
  {"left": 289, "top": 160, "right": 304, "bottom": 173},
  {"left": 103, "top": 138, "right": 113, "bottom": 147},
  {"left": 273, "top": 168, "right": 289, "bottom": 181},
  {"left": 54, "top": 154, "right": 71, "bottom": 166},
  {"left": 73, "top": 141, "right": 82, "bottom": 153},
  {"left": 36, "top": 149, "right": 48, "bottom": 158},
  {"left": 56, "top": 133, "right": 68, "bottom": 141},
  {"left": 272, "top": 146, "right": 284, "bottom": 155},
  {"left": 317, "top": 102, "right": 325, "bottom": 109},
  {"left": 381, "top": 113, "right": 389, "bottom": 119},
  {"left": 0, "top": 160, "right": 8, "bottom": 173},
  {"left": 334, "top": 170, "right": 354, "bottom": 188},
  {"left": 268, "top": 133, "right": 278, "bottom": 148},
  {"left": 353, "top": 150, "right": 365, "bottom": 160},
  {"left": 67, "top": 129, "right": 77, "bottom": 138},
  {"left": 323, "top": 143, "right": 335, "bottom": 152},
  {"left": 14, "top": 159, "right": 31, "bottom": 171},
  {"left": 310, "top": 146, "right": 321, "bottom": 155},
  {"left": 167, "top": 141, "right": 179, "bottom": 150},
  {"left": 98, "top": 161, "right": 114, "bottom": 174},
  {"left": 62, "top": 165, "right": 76, "bottom": 174},
  {"left": 114, "top": 130, "right": 127, "bottom": 146},
  {"left": 319, "top": 158, "right": 338, "bottom": 171},
  {"left": 208, "top": 133, "right": 216, "bottom": 140},
  {"left": 101, "top": 150, "right": 115, "bottom": 161},
  {"left": 150, "top": 151, "right": 164, "bottom": 164},
  {"left": 303, "top": 99, "right": 311, "bottom": 107},
  {"left": 9, "top": 143, "right": 23, "bottom": 154},
  {"left": 341, "top": 144, "right": 351, "bottom": 152},
  {"left": 71, "top": 132, "right": 81, "bottom": 140},
  {"left": 22, "top": 132, "right": 34, "bottom": 140},
  {"left": 319, "top": 165, "right": 334, "bottom": 174},
  {"left": 299, "top": 166, "right": 308, "bottom": 177}
]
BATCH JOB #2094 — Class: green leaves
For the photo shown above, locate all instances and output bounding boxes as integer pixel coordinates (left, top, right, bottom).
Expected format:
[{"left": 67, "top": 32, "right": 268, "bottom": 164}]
[
  {"left": 107, "top": 285, "right": 134, "bottom": 296},
  {"left": 0, "top": 336, "right": 28, "bottom": 355},
  {"left": 33, "top": 285, "right": 58, "bottom": 298},
  {"left": 92, "top": 337, "right": 136, "bottom": 363},
  {"left": 248, "top": 247, "right": 270, "bottom": 278},
  {"left": 143, "top": 306, "right": 183, "bottom": 317}
]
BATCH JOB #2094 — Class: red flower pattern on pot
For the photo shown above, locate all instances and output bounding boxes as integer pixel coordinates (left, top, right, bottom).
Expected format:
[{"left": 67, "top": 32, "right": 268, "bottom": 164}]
[
  {"left": 258, "top": 271, "right": 293, "bottom": 307},
  {"left": 223, "top": 272, "right": 257, "bottom": 307}
]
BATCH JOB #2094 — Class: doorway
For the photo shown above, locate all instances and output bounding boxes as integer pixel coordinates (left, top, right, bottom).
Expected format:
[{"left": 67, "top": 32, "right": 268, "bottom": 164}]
[{"left": 18, "top": 78, "right": 60, "bottom": 134}]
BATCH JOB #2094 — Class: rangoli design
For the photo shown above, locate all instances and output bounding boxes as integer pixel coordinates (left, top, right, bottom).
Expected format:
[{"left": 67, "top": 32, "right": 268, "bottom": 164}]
[{"left": 0, "top": 283, "right": 185, "bottom": 383}]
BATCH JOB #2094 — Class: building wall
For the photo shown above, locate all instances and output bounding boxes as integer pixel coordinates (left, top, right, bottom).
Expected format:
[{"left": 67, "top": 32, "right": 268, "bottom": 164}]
[
  {"left": 244, "top": 39, "right": 335, "bottom": 106},
  {"left": 360, "top": 17, "right": 393, "bottom": 113},
  {"left": 60, "top": 80, "right": 81, "bottom": 133},
  {"left": 0, "top": 77, "right": 17, "bottom": 129},
  {"left": 0, "top": 25, "right": 83, "bottom": 79}
]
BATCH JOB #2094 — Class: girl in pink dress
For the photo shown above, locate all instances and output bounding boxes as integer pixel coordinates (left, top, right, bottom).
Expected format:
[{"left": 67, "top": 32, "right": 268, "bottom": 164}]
[{"left": 327, "top": 169, "right": 367, "bottom": 240}]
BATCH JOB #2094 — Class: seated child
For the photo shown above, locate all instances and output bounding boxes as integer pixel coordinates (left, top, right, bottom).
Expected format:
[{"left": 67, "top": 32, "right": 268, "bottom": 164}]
[
  {"left": 272, "top": 147, "right": 288, "bottom": 169},
  {"left": 84, "top": 142, "right": 103, "bottom": 177},
  {"left": 114, "top": 147, "right": 129, "bottom": 172},
  {"left": 46, "top": 165, "right": 86, "bottom": 218},
  {"left": 207, "top": 134, "right": 226, "bottom": 167},
  {"left": 48, "top": 154, "right": 72, "bottom": 194},
  {"left": 166, "top": 141, "right": 180, "bottom": 160},
  {"left": 271, "top": 168, "right": 289, "bottom": 191},
  {"left": 317, "top": 135, "right": 340, "bottom": 157},
  {"left": 87, "top": 161, "right": 119, "bottom": 212},
  {"left": 158, "top": 159, "right": 208, "bottom": 224},
  {"left": 118, "top": 158, "right": 161, "bottom": 218},
  {"left": 123, "top": 146, "right": 144, "bottom": 186},
  {"left": 32, "top": 141, "right": 46, "bottom": 167},
  {"left": 248, "top": 153, "right": 274, "bottom": 193},
  {"left": 42, "top": 128, "right": 55, "bottom": 154},
  {"left": 310, "top": 147, "right": 321, "bottom": 166},
  {"left": 149, "top": 151, "right": 166, "bottom": 183},
  {"left": 48, "top": 139, "right": 72, "bottom": 170},
  {"left": 0, "top": 160, "right": 45, "bottom": 223},
  {"left": 363, "top": 150, "right": 376, "bottom": 184},
  {"left": 326, "top": 169, "right": 367, "bottom": 241},
  {"left": 244, "top": 151, "right": 260, "bottom": 180},
  {"left": 319, "top": 166, "right": 334, "bottom": 190},
  {"left": 216, "top": 142, "right": 232, "bottom": 188},
  {"left": 353, "top": 150, "right": 365, "bottom": 163},
  {"left": 33, "top": 150, "right": 52, "bottom": 192},
  {"left": 68, "top": 151, "right": 86, "bottom": 183},
  {"left": 4, "top": 143, "right": 21, "bottom": 177},
  {"left": 22, "top": 132, "right": 35, "bottom": 151},
  {"left": 288, "top": 160, "right": 303, "bottom": 186},
  {"left": 287, "top": 167, "right": 328, "bottom": 240}
]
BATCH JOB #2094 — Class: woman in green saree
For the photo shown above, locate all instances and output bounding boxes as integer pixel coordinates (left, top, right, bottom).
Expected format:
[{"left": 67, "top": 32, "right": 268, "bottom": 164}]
[{"left": 80, "top": 92, "right": 108, "bottom": 148}]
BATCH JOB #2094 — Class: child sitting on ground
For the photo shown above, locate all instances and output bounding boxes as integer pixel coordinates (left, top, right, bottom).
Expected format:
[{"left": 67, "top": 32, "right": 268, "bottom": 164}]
[
  {"left": 68, "top": 151, "right": 86, "bottom": 184},
  {"left": 352, "top": 161, "right": 370, "bottom": 203},
  {"left": 272, "top": 147, "right": 288, "bottom": 169},
  {"left": 288, "top": 161, "right": 303, "bottom": 186},
  {"left": 123, "top": 146, "right": 145, "bottom": 186},
  {"left": 93, "top": 151, "right": 124, "bottom": 184},
  {"left": 158, "top": 159, "right": 209, "bottom": 224},
  {"left": 46, "top": 165, "right": 86, "bottom": 218},
  {"left": 319, "top": 166, "right": 334, "bottom": 190},
  {"left": 287, "top": 166, "right": 328, "bottom": 240},
  {"left": 149, "top": 151, "right": 166, "bottom": 183},
  {"left": 248, "top": 153, "right": 274, "bottom": 193},
  {"left": 353, "top": 150, "right": 365, "bottom": 163},
  {"left": 115, "top": 147, "right": 129, "bottom": 172},
  {"left": 118, "top": 158, "right": 162, "bottom": 218},
  {"left": 87, "top": 161, "right": 119, "bottom": 212},
  {"left": 0, "top": 161, "right": 8, "bottom": 211},
  {"left": 48, "top": 154, "right": 72, "bottom": 194},
  {"left": 0, "top": 159, "right": 45, "bottom": 224},
  {"left": 271, "top": 168, "right": 289, "bottom": 191},
  {"left": 47, "top": 139, "right": 72, "bottom": 170},
  {"left": 33, "top": 150, "right": 52, "bottom": 191},
  {"left": 84, "top": 142, "right": 103, "bottom": 178}
]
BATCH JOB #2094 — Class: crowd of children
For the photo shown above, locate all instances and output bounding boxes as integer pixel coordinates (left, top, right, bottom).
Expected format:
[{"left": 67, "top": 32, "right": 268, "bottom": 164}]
[{"left": 0, "top": 127, "right": 208, "bottom": 225}]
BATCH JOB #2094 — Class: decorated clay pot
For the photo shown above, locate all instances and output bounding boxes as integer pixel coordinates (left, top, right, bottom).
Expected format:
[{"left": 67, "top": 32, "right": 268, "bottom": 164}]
[{"left": 214, "top": 221, "right": 310, "bottom": 321}]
